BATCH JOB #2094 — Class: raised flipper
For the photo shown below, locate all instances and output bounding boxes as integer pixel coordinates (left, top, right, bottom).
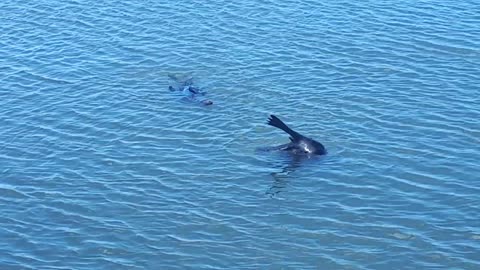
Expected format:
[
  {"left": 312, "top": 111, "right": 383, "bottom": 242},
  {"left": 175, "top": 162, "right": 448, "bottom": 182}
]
[{"left": 267, "top": 115, "right": 302, "bottom": 142}]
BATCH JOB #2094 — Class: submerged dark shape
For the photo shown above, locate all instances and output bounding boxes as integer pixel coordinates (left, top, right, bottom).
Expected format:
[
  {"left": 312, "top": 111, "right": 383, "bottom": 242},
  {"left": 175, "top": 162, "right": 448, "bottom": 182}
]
[
  {"left": 167, "top": 74, "right": 213, "bottom": 106},
  {"left": 266, "top": 115, "right": 326, "bottom": 155},
  {"left": 265, "top": 156, "right": 304, "bottom": 197}
]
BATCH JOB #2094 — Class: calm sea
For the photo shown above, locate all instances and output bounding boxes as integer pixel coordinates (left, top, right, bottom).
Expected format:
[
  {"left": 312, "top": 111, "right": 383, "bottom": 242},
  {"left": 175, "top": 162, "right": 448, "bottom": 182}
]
[{"left": 1, "top": 0, "right": 479, "bottom": 269}]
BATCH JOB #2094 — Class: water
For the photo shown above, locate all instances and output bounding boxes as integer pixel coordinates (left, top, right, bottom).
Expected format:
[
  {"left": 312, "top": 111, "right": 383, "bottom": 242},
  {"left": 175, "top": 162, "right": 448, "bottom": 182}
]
[{"left": 1, "top": 0, "right": 479, "bottom": 269}]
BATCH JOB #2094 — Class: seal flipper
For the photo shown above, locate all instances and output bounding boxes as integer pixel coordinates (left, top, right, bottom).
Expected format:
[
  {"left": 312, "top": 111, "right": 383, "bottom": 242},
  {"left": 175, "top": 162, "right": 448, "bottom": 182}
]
[{"left": 267, "top": 115, "right": 302, "bottom": 142}]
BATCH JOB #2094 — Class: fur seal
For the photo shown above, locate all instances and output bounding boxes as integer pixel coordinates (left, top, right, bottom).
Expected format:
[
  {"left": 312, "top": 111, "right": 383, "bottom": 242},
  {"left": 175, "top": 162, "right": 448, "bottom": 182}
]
[
  {"left": 266, "top": 115, "right": 326, "bottom": 155},
  {"left": 168, "top": 75, "right": 213, "bottom": 106}
]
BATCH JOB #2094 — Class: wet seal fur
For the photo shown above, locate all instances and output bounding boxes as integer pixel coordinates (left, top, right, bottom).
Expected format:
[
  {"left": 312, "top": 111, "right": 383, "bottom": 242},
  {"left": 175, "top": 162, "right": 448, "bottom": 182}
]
[{"left": 265, "top": 115, "right": 326, "bottom": 155}]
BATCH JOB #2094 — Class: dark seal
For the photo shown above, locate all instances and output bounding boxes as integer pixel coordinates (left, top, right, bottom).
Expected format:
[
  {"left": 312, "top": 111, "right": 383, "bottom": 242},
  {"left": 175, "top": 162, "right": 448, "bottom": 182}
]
[
  {"left": 265, "top": 115, "right": 326, "bottom": 155},
  {"left": 168, "top": 74, "right": 213, "bottom": 106}
]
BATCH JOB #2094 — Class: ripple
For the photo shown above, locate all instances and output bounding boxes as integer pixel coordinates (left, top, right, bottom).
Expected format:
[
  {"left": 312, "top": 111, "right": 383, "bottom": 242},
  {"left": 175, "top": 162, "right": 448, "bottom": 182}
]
[{"left": 1, "top": 0, "right": 480, "bottom": 269}]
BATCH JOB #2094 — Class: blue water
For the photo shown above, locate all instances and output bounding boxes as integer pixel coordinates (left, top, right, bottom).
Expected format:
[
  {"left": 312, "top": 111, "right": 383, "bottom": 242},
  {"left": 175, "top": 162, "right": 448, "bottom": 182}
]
[{"left": 1, "top": 0, "right": 479, "bottom": 269}]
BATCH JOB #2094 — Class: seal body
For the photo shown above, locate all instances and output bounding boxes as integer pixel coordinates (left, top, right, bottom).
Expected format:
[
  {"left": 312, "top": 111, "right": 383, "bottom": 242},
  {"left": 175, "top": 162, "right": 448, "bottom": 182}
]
[
  {"left": 168, "top": 74, "right": 213, "bottom": 106},
  {"left": 266, "top": 115, "right": 326, "bottom": 155}
]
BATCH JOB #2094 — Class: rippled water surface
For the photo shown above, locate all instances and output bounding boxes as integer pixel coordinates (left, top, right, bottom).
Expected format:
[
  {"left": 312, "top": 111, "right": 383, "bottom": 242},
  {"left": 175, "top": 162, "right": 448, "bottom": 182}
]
[{"left": 1, "top": 0, "right": 479, "bottom": 269}]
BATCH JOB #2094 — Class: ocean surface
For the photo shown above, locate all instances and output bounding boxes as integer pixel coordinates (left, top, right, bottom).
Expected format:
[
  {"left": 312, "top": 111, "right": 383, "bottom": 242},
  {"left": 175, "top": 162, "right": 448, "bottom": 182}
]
[{"left": 1, "top": 0, "right": 479, "bottom": 269}]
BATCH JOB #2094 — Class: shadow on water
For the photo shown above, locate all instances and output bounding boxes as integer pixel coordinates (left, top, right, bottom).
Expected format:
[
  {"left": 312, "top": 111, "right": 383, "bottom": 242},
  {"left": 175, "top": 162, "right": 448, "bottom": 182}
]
[
  {"left": 266, "top": 155, "right": 302, "bottom": 198},
  {"left": 264, "top": 154, "right": 323, "bottom": 198}
]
